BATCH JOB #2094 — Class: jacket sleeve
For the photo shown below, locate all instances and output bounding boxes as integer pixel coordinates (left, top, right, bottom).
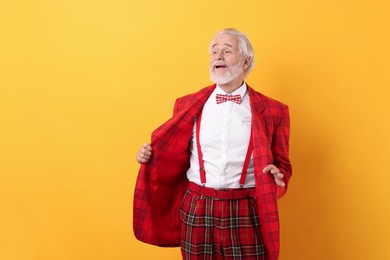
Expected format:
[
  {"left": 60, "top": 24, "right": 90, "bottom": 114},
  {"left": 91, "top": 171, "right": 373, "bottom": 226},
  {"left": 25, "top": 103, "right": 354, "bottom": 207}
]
[
  {"left": 272, "top": 105, "right": 292, "bottom": 199},
  {"left": 173, "top": 98, "right": 180, "bottom": 115}
]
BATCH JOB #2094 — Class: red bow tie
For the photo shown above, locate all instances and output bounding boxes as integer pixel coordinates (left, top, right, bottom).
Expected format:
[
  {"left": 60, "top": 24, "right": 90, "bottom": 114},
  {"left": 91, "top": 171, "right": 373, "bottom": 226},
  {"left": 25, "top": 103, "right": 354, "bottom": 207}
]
[{"left": 216, "top": 94, "right": 242, "bottom": 104}]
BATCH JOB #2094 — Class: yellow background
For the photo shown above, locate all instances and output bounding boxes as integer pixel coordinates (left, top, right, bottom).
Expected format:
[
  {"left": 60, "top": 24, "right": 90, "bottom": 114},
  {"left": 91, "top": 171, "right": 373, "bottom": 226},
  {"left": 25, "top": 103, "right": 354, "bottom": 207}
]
[{"left": 1, "top": 0, "right": 389, "bottom": 259}]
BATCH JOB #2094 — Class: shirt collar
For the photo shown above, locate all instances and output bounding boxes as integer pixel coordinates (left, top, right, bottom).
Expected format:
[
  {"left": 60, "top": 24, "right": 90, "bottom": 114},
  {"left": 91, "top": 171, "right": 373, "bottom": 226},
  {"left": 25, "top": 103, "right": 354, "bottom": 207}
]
[{"left": 215, "top": 82, "right": 247, "bottom": 97}]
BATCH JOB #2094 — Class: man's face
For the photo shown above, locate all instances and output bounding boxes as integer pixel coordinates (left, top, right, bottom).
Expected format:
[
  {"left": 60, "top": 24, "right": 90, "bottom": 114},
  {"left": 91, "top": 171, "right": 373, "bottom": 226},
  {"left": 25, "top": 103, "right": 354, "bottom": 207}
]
[{"left": 209, "top": 34, "right": 246, "bottom": 85}]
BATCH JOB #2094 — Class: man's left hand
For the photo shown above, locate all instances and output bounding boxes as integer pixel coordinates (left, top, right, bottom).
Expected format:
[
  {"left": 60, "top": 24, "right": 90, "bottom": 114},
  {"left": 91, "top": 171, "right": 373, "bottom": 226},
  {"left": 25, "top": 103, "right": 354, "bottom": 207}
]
[{"left": 263, "top": 164, "right": 285, "bottom": 187}]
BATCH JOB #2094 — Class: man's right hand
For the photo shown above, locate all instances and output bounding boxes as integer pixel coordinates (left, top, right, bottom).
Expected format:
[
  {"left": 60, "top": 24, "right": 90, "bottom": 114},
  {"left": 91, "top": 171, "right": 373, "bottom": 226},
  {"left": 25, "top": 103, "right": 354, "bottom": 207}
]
[{"left": 136, "top": 143, "right": 152, "bottom": 163}]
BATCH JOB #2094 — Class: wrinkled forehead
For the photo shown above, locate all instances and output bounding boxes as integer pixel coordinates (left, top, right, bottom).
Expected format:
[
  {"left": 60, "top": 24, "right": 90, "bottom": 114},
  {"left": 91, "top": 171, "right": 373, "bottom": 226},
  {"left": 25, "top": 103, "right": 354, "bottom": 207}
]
[{"left": 210, "top": 34, "right": 239, "bottom": 50}]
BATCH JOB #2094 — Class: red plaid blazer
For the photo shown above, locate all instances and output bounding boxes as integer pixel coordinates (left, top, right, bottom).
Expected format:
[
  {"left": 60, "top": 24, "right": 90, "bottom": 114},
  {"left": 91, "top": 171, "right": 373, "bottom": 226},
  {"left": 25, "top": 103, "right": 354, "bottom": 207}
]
[{"left": 133, "top": 84, "right": 292, "bottom": 260}]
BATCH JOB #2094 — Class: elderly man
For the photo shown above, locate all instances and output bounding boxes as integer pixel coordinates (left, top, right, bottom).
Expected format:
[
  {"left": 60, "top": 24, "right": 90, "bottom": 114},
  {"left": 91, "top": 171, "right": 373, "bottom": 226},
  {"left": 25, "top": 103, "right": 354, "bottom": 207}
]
[{"left": 134, "top": 28, "right": 292, "bottom": 260}]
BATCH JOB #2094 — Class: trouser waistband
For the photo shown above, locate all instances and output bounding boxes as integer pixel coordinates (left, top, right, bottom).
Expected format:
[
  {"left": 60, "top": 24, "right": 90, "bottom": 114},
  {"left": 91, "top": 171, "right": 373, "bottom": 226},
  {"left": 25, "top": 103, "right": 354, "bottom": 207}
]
[{"left": 188, "top": 182, "right": 256, "bottom": 200}]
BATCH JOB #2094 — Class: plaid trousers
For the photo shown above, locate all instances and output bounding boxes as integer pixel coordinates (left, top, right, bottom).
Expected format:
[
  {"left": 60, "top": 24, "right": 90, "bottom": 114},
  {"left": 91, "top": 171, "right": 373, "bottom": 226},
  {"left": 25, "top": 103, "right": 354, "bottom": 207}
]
[{"left": 179, "top": 184, "right": 267, "bottom": 260}]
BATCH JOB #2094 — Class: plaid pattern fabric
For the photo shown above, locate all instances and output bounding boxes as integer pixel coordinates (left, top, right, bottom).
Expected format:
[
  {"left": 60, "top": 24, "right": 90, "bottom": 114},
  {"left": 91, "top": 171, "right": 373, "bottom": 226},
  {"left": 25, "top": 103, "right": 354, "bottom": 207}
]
[
  {"left": 180, "top": 188, "right": 267, "bottom": 260},
  {"left": 216, "top": 93, "right": 242, "bottom": 104},
  {"left": 248, "top": 89, "right": 291, "bottom": 260},
  {"left": 133, "top": 84, "right": 292, "bottom": 260},
  {"left": 133, "top": 86, "right": 214, "bottom": 246}
]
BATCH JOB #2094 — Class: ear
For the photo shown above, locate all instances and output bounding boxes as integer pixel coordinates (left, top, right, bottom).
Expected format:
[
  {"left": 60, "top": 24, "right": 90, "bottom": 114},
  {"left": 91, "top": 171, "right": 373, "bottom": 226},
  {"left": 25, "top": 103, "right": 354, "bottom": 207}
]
[{"left": 243, "top": 57, "right": 251, "bottom": 69}]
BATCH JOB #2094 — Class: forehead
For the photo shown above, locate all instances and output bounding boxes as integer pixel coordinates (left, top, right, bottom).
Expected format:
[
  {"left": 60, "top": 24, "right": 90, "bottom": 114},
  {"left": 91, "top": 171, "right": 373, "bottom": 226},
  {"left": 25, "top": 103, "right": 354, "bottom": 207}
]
[{"left": 211, "top": 34, "right": 239, "bottom": 49}]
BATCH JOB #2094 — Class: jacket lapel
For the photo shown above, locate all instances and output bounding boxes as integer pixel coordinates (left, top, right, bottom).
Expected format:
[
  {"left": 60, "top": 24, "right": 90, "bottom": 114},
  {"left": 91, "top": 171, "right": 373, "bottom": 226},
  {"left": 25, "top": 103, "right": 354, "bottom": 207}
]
[
  {"left": 184, "top": 85, "right": 216, "bottom": 117},
  {"left": 248, "top": 86, "right": 271, "bottom": 168}
]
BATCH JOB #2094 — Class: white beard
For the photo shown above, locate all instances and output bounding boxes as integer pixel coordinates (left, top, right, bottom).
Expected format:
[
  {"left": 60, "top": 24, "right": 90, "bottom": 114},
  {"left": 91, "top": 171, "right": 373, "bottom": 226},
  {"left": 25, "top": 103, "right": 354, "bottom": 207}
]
[{"left": 210, "top": 62, "right": 243, "bottom": 85}]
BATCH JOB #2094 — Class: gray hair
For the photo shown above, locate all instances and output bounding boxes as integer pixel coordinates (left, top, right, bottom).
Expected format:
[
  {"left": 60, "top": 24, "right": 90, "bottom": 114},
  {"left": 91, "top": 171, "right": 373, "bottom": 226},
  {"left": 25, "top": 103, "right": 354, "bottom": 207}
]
[{"left": 209, "top": 28, "right": 255, "bottom": 76}]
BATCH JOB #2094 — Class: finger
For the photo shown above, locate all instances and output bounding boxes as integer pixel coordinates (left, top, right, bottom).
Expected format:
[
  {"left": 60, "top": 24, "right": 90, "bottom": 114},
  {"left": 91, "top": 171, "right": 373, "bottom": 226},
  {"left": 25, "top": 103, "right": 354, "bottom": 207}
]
[
  {"left": 143, "top": 143, "right": 152, "bottom": 151},
  {"left": 276, "top": 179, "right": 286, "bottom": 187},
  {"left": 275, "top": 174, "right": 285, "bottom": 186},
  {"left": 136, "top": 151, "right": 150, "bottom": 163},
  {"left": 140, "top": 151, "right": 151, "bottom": 159},
  {"left": 136, "top": 155, "right": 148, "bottom": 164},
  {"left": 136, "top": 156, "right": 143, "bottom": 163},
  {"left": 140, "top": 149, "right": 152, "bottom": 157},
  {"left": 275, "top": 173, "right": 284, "bottom": 179},
  {"left": 140, "top": 144, "right": 152, "bottom": 157},
  {"left": 139, "top": 144, "right": 152, "bottom": 154},
  {"left": 273, "top": 172, "right": 285, "bottom": 187},
  {"left": 262, "top": 164, "right": 276, "bottom": 173}
]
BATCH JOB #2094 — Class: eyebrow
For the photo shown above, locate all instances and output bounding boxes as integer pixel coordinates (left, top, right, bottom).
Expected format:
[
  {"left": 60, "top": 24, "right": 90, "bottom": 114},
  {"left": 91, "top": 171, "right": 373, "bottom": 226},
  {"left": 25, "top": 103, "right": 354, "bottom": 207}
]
[{"left": 211, "top": 43, "right": 233, "bottom": 49}]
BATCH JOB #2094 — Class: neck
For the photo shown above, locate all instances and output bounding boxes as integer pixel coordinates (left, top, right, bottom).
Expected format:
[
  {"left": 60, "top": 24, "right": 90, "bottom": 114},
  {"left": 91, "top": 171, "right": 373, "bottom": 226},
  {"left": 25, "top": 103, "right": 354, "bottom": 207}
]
[
  {"left": 218, "top": 81, "right": 244, "bottom": 94},
  {"left": 218, "top": 78, "right": 245, "bottom": 93}
]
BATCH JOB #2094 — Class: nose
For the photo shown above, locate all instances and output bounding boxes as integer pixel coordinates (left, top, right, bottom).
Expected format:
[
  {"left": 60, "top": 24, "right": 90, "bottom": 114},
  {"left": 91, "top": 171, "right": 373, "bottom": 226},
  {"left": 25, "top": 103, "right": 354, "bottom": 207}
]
[{"left": 216, "top": 52, "right": 224, "bottom": 60}]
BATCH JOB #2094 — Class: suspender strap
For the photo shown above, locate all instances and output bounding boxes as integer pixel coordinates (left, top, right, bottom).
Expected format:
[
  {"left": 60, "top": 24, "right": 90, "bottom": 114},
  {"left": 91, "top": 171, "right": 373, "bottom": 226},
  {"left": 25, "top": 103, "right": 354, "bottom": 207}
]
[
  {"left": 196, "top": 110, "right": 253, "bottom": 187},
  {"left": 196, "top": 110, "right": 206, "bottom": 184},
  {"left": 239, "top": 129, "right": 253, "bottom": 187}
]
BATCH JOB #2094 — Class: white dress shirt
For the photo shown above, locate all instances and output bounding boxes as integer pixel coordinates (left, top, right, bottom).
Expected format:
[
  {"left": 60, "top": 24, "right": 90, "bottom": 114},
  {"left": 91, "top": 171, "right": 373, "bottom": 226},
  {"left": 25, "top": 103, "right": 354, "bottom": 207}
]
[{"left": 186, "top": 82, "right": 255, "bottom": 189}]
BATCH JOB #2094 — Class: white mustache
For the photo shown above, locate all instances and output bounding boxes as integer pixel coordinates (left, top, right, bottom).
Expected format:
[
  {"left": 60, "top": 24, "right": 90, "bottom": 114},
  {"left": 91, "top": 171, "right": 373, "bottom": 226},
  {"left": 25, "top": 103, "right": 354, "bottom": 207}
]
[{"left": 212, "top": 61, "right": 227, "bottom": 67}]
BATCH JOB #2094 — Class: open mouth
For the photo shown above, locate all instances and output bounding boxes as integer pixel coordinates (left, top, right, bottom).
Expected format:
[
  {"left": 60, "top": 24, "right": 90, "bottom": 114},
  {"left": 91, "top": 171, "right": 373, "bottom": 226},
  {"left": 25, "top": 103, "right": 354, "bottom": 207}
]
[{"left": 214, "top": 64, "right": 227, "bottom": 69}]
